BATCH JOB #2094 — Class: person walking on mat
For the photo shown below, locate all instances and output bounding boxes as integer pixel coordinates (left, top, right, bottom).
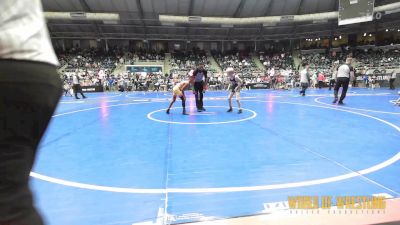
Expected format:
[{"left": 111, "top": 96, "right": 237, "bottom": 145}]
[
  {"left": 192, "top": 63, "right": 208, "bottom": 112},
  {"left": 0, "top": 1, "right": 62, "bottom": 224},
  {"left": 333, "top": 57, "right": 354, "bottom": 105}
]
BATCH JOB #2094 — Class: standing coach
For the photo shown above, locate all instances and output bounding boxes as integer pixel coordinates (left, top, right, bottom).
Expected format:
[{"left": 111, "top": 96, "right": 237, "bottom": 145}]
[
  {"left": 333, "top": 57, "right": 354, "bottom": 105},
  {"left": 192, "top": 63, "right": 208, "bottom": 112},
  {"left": 0, "top": 1, "right": 62, "bottom": 225}
]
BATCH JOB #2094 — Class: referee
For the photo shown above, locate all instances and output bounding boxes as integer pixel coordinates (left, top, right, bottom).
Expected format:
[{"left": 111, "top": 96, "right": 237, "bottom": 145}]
[
  {"left": 192, "top": 63, "right": 208, "bottom": 112},
  {"left": 72, "top": 71, "right": 87, "bottom": 99},
  {"left": 0, "top": 1, "right": 62, "bottom": 225},
  {"left": 333, "top": 58, "right": 354, "bottom": 105},
  {"left": 389, "top": 70, "right": 396, "bottom": 90}
]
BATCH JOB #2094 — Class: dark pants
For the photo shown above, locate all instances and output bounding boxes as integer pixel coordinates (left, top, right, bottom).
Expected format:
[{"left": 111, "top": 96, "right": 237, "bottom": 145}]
[
  {"left": 299, "top": 82, "right": 308, "bottom": 95},
  {"left": 328, "top": 79, "right": 335, "bottom": 90},
  {"left": 63, "top": 88, "right": 72, "bottom": 97},
  {"left": 0, "top": 60, "right": 62, "bottom": 225},
  {"left": 72, "top": 84, "right": 85, "bottom": 99},
  {"left": 318, "top": 81, "right": 324, "bottom": 89},
  {"left": 194, "top": 81, "right": 204, "bottom": 110},
  {"left": 334, "top": 77, "right": 350, "bottom": 102},
  {"left": 389, "top": 78, "right": 395, "bottom": 90}
]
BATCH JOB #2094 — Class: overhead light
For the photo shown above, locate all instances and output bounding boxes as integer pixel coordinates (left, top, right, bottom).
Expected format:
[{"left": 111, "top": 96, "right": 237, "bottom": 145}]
[
  {"left": 335, "top": 38, "right": 338, "bottom": 41},
  {"left": 313, "top": 19, "right": 328, "bottom": 24},
  {"left": 363, "top": 33, "right": 367, "bottom": 37},
  {"left": 339, "top": 35, "right": 342, "bottom": 39},
  {"left": 221, "top": 24, "right": 234, "bottom": 28},
  {"left": 398, "top": 29, "right": 400, "bottom": 32},
  {"left": 369, "top": 34, "right": 372, "bottom": 37},
  {"left": 103, "top": 20, "right": 118, "bottom": 24},
  {"left": 161, "top": 22, "right": 175, "bottom": 26},
  {"left": 263, "top": 23, "right": 276, "bottom": 27},
  {"left": 70, "top": 12, "right": 87, "bottom": 18},
  {"left": 386, "top": 29, "right": 389, "bottom": 32},
  {"left": 385, "top": 8, "right": 400, "bottom": 15},
  {"left": 188, "top": 16, "right": 202, "bottom": 23}
]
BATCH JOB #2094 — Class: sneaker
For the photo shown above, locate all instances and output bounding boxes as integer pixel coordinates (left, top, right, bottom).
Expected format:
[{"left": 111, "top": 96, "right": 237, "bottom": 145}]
[
  {"left": 166, "top": 109, "right": 170, "bottom": 114},
  {"left": 182, "top": 111, "right": 188, "bottom": 115},
  {"left": 238, "top": 109, "right": 243, "bottom": 114},
  {"left": 338, "top": 101, "right": 344, "bottom": 105},
  {"left": 75, "top": 97, "right": 80, "bottom": 99},
  {"left": 197, "top": 109, "right": 202, "bottom": 112},
  {"left": 332, "top": 98, "right": 338, "bottom": 104},
  {"left": 227, "top": 108, "right": 233, "bottom": 112},
  {"left": 83, "top": 96, "right": 87, "bottom": 99},
  {"left": 201, "top": 107, "right": 206, "bottom": 111}
]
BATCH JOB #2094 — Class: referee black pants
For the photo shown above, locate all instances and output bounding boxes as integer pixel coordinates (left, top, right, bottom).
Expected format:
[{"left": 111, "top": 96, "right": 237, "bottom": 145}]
[
  {"left": 334, "top": 77, "right": 350, "bottom": 102},
  {"left": 0, "top": 60, "right": 62, "bottom": 225},
  {"left": 328, "top": 79, "right": 335, "bottom": 90},
  {"left": 389, "top": 78, "right": 395, "bottom": 90},
  {"left": 194, "top": 81, "right": 204, "bottom": 110},
  {"left": 72, "top": 84, "right": 86, "bottom": 99}
]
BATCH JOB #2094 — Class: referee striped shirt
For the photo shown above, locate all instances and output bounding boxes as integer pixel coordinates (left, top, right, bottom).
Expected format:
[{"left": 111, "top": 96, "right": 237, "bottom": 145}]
[{"left": 0, "top": 0, "right": 59, "bottom": 66}]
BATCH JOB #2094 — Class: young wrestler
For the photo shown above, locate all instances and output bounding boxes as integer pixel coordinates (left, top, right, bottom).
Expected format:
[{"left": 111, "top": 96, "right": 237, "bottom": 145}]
[
  {"left": 166, "top": 75, "right": 195, "bottom": 115},
  {"left": 226, "top": 67, "right": 243, "bottom": 114}
]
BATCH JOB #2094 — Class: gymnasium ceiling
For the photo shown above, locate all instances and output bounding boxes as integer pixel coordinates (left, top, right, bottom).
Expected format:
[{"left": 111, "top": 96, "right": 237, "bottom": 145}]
[{"left": 43, "top": 0, "right": 400, "bottom": 41}]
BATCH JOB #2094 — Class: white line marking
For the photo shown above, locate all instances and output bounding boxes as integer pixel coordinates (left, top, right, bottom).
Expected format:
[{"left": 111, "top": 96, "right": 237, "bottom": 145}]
[
  {"left": 31, "top": 100, "right": 400, "bottom": 193},
  {"left": 314, "top": 97, "right": 400, "bottom": 115},
  {"left": 147, "top": 106, "right": 257, "bottom": 125}
]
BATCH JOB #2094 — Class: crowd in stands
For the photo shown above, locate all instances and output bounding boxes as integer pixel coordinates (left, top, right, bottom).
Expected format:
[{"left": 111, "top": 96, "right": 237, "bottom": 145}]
[
  {"left": 299, "top": 51, "right": 348, "bottom": 75},
  {"left": 58, "top": 44, "right": 399, "bottom": 95},
  {"left": 259, "top": 52, "right": 294, "bottom": 70},
  {"left": 213, "top": 50, "right": 262, "bottom": 76},
  {"left": 169, "top": 49, "right": 210, "bottom": 74},
  {"left": 58, "top": 47, "right": 119, "bottom": 71},
  {"left": 354, "top": 49, "right": 400, "bottom": 70},
  {"left": 122, "top": 49, "right": 165, "bottom": 64}
]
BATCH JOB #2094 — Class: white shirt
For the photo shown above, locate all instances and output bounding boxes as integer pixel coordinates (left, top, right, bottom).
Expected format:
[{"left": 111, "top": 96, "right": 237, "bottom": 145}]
[
  {"left": 300, "top": 69, "right": 309, "bottom": 83},
  {"left": 337, "top": 64, "right": 352, "bottom": 78},
  {"left": 0, "top": 0, "right": 58, "bottom": 66},
  {"left": 392, "top": 71, "right": 397, "bottom": 79},
  {"left": 270, "top": 68, "right": 275, "bottom": 77},
  {"left": 72, "top": 75, "right": 80, "bottom": 85}
]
